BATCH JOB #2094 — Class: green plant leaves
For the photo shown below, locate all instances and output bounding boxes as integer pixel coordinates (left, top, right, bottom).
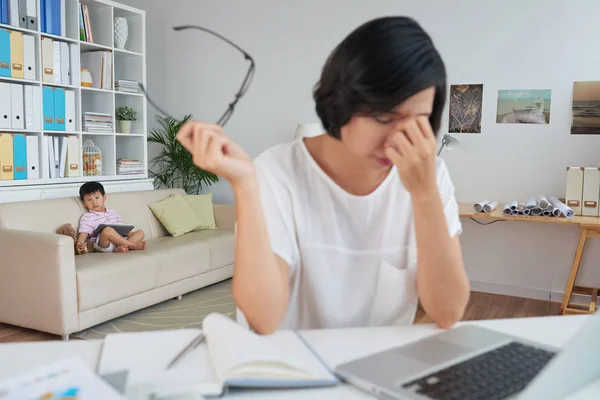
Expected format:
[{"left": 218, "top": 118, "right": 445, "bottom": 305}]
[{"left": 148, "top": 114, "right": 219, "bottom": 194}]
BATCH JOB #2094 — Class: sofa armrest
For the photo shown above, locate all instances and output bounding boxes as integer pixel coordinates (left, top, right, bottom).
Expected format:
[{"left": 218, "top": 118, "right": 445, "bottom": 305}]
[
  {"left": 214, "top": 204, "right": 235, "bottom": 231},
  {"left": 0, "top": 230, "right": 79, "bottom": 336}
]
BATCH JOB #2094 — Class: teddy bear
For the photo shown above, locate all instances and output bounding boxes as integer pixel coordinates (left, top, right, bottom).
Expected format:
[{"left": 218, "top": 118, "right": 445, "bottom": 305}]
[{"left": 56, "top": 223, "right": 94, "bottom": 255}]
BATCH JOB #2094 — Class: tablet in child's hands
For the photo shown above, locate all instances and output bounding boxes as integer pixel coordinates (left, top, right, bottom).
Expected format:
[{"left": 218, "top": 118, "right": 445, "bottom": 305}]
[{"left": 93, "top": 224, "right": 134, "bottom": 237}]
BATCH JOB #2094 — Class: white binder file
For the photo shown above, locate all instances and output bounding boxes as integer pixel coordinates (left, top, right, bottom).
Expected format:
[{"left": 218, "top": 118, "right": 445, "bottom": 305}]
[
  {"left": 58, "top": 136, "right": 67, "bottom": 178},
  {"left": 65, "top": 90, "right": 75, "bottom": 131},
  {"left": 65, "top": 135, "right": 80, "bottom": 177},
  {"left": 24, "top": 85, "right": 33, "bottom": 130},
  {"left": 26, "top": 0, "right": 37, "bottom": 30},
  {"left": 53, "top": 41, "right": 61, "bottom": 84},
  {"left": 60, "top": 42, "right": 70, "bottom": 85},
  {"left": 60, "top": 0, "right": 66, "bottom": 36},
  {"left": 42, "top": 136, "right": 50, "bottom": 179},
  {"left": 0, "top": 83, "right": 11, "bottom": 129},
  {"left": 566, "top": 167, "right": 585, "bottom": 216},
  {"left": 26, "top": 135, "right": 39, "bottom": 179},
  {"left": 9, "top": 0, "right": 19, "bottom": 27},
  {"left": 582, "top": 167, "right": 600, "bottom": 217},
  {"left": 10, "top": 83, "right": 24, "bottom": 130},
  {"left": 69, "top": 43, "right": 80, "bottom": 86},
  {"left": 52, "top": 136, "right": 60, "bottom": 177},
  {"left": 41, "top": 38, "right": 54, "bottom": 83},
  {"left": 32, "top": 86, "right": 41, "bottom": 130},
  {"left": 23, "top": 34, "right": 36, "bottom": 80},
  {"left": 47, "top": 136, "right": 55, "bottom": 178}
]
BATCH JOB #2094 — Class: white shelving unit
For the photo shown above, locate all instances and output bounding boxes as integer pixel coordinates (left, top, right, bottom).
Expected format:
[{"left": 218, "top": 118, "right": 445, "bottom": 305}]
[{"left": 0, "top": 0, "right": 150, "bottom": 199}]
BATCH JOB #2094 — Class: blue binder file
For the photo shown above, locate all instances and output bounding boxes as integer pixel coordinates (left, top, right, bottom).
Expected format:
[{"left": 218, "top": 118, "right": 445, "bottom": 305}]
[
  {"left": 0, "top": 28, "right": 10, "bottom": 77},
  {"left": 44, "top": 0, "right": 53, "bottom": 35},
  {"left": 0, "top": 0, "right": 6, "bottom": 25},
  {"left": 51, "top": 0, "right": 60, "bottom": 36},
  {"left": 13, "top": 133, "right": 26, "bottom": 180},
  {"left": 43, "top": 86, "right": 55, "bottom": 130},
  {"left": 54, "top": 88, "right": 66, "bottom": 131},
  {"left": 40, "top": 0, "right": 46, "bottom": 32}
]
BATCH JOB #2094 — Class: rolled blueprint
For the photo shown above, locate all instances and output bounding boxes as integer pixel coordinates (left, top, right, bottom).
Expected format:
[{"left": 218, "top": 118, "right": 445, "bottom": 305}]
[
  {"left": 549, "top": 196, "right": 575, "bottom": 218},
  {"left": 511, "top": 209, "right": 519, "bottom": 215},
  {"left": 543, "top": 210, "right": 552, "bottom": 217},
  {"left": 510, "top": 200, "right": 518, "bottom": 211},
  {"left": 553, "top": 209, "right": 561, "bottom": 217},
  {"left": 523, "top": 208, "right": 531, "bottom": 215},
  {"left": 531, "top": 207, "right": 543, "bottom": 216},
  {"left": 546, "top": 204, "right": 555, "bottom": 213},
  {"left": 518, "top": 203, "right": 526, "bottom": 211},
  {"left": 483, "top": 201, "right": 498, "bottom": 213},
  {"left": 473, "top": 201, "right": 490, "bottom": 212},
  {"left": 538, "top": 196, "right": 550, "bottom": 210},
  {"left": 526, "top": 197, "right": 538, "bottom": 210},
  {"left": 503, "top": 203, "right": 511, "bottom": 215}
]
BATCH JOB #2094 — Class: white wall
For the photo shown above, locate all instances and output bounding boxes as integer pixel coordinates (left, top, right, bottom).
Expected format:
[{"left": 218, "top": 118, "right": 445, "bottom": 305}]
[{"left": 128, "top": 0, "right": 600, "bottom": 302}]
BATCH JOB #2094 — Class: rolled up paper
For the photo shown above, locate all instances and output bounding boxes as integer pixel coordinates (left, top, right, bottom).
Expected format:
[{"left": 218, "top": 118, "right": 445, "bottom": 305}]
[
  {"left": 549, "top": 196, "right": 575, "bottom": 218},
  {"left": 553, "top": 208, "right": 561, "bottom": 217},
  {"left": 518, "top": 203, "right": 526, "bottom": 211},
  {"left": 523, "top": 208, "right": 531, "bottom": 215},
  {"left": 543, "top": 210, "right": 552, "bottom": 216},
  {"left": 510, "top": 200, "right": 518, "bottom": 211},
  {"left": 473, "top": 201, "right": 490, "bottom": 212},
  {"left": 546, "top": 204, "right": 554, "bottom": 213},
  {"left": 531, "top": 207, "right": 543, "bottom": 216},
  {"left": 511, "top": 209, "right": 519, "bottom": 215},
  {"left": 503, "top": 203, "right": 511, "bottom": 215},
  {"left": 526, "top": 197, "right": 538, "bottom": 210},
  {"left": 483, "top": 201, "right": 498, "bottom": 213},
  {"left": 538, "top": 195, "right": 549, "bottom": 210}
]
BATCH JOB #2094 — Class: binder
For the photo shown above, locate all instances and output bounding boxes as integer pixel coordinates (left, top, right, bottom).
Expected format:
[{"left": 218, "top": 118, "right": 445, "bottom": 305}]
[
  {"left": 18, "top": 0, "right": 25, "bottom": 28},
  {"left": 52, "top": 135, "right": 59, "bottom": 177},
  {"left": 8, "top": 0, "right": 18, "bottom": 27},
  {"left": 52, "top": 40, "right": 61, "bottom": 83},
  {"left": 40, "top": 0, "right": 45, "bottom": 32},
  {"left": 582, "top": 167, "right": 600, "bottom": 217},
  {"left": 47, "top": 135, "right": 55, "bottom": 178},
  {"left": 65, "top": 135, "right": 79, "bottom": 177},
  {"left": 54, "top": 87, "right": 65, "bottom": 131},
  {"left": 566, "top": 167, "right": 585, "bottom": 216},
  {"left": 32, "top": 85, "right": 41, "bottom": 130},
  {"left": 23, "top": 33, "right": 35, "bottom": 80},
  {"left": 0, "top": 28, "right": 10, "bottom": 77},
  {"left": 0, "top": 0, "right": 7, "bottom": 24},
  {"left": 60, "top": 41, "right": 69, "bottom": 85},
  {"left": 41, "top": 37, "right": 54, "bottom": 82},
  {"left": 51, "top": 0, "right": 59, "bottom": 36},
  {"left": 10, "top": 83, "right": 23, "bottom": 129},
  {"left": 42, "top": 135, "right": 49, "bottom": 178},
  {"left": 0, "top": 82, "right": 10, "bottom": 129},
  {"left": 26, "top": 135, "right": 39, "bottom": 179},
  {"left": 58, "top": 135, "right": 66, "bottom": 177},
  {"left": 59, "top": 0, "right": 64, "bottom": 37},
  {"left": 26, "top": 0, "right": 36, "bottom": 29},
  {"left": 0, "top": 134, "right": 14, "bottom": 180},
  {"left": 9, "top": 30, "right": 24, "bottom": 79},
  {"left": 13, "top": 133, "right": 26, "bottom": 180},
  {"left": 69, "top": 43, "right": 80, "bottom": 86},
  {"left": 24, "top": 84, "right": 33, "bottom": 129},
  {"left": 43, "top": 0, "right": 52, "bottom": 35},
  {"left": 65, "top": 89, "right": 75, "bottom": 131},
  {"left": 42, "top": 86, "right": 55, "bottom": 130}
]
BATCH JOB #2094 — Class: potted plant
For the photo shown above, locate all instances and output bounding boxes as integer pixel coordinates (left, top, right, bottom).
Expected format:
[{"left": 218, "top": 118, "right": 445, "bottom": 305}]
[
  {"left": 148, "top": 114, "right": 219, "bottom": 194},
  {"left": 116, "top": 106, "right": 137, "bottom": 134}
]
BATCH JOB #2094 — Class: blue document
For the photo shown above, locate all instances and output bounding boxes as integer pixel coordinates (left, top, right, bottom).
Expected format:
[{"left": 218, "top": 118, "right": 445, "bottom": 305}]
[
  {"left": 13, "top": 133, "right": 26, "bottom": 180},
  {"left": 43, "top": 86, "right": 55, "bottom": 130},
  {"left": 54, "top": 88, "right": 66, "bottom": 131},
  {"left": 0, "top": 28, "right": 10, "bottom": 77}
]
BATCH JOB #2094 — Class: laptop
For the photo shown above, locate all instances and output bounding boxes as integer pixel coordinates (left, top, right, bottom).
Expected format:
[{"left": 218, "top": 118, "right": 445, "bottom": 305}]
[{"left": 335, "top": 314, "right": 600, "bottom": 400}]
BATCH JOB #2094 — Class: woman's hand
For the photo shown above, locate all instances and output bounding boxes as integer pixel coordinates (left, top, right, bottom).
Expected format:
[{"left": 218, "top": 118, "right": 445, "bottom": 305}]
[
  {"left": 385, "top": 116, "right": 438, "bottom": 200},
  {"left": 176, "top": 121, "right": 256, "bottom": 188}
]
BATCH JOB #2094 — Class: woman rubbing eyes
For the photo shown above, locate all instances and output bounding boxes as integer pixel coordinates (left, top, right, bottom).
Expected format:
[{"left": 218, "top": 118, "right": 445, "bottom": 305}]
[{"left": 176, "top": 16, "right": 469, "bottom": 334}]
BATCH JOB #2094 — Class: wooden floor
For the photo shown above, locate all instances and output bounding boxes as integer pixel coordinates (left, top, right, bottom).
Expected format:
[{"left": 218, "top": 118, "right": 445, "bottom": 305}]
[{"left": 0, "top": 291, "right": 562, "bottom": 343}]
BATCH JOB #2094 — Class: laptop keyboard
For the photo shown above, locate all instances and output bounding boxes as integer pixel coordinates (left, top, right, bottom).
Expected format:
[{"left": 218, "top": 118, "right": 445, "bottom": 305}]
[{"left": 401, "top": 341, "right": 556, "bottom": 400}]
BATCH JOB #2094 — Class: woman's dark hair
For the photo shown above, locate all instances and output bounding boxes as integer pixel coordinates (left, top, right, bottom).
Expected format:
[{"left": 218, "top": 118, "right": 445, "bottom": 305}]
[
  {"left": 313, "top": 16, "right": 446, "bottom": 139},
  {"left": 79, "top": 181, "right": 105, "bottom": 200}
]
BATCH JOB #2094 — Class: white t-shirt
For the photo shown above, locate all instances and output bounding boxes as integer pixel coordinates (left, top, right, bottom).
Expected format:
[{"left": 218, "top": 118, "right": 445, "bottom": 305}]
[{"left": 237, "top": 139, "right": 462, "bottom": 330}]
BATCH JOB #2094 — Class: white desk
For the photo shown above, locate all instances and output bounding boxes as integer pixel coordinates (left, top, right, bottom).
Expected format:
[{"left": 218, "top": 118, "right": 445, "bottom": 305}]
[{"left": 1, "top": 316, "right": 598, "bottom": 399}]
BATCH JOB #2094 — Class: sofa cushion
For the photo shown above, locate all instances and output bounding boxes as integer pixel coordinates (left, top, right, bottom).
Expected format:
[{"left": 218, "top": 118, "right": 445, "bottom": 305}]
[
  {"left": 0, "top": 197, "right": 85, "bottom": 233},
  {"left": 149, "top": 194, "right": 203, "bottom": 237},
  {"left": 76, "top": 252, "right": 159, "bottom": 311},
  {"left": 184, "top": 194, "right": 217, "bottom": 230},
  {"left": 147, "top": 230, "right": 235, "bottom": 286}
]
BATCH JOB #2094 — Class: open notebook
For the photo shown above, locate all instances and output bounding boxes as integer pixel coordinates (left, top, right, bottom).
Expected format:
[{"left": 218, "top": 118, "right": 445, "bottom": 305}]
[{"left": 98, "top": 313, "right": 338, "bottom": 398}]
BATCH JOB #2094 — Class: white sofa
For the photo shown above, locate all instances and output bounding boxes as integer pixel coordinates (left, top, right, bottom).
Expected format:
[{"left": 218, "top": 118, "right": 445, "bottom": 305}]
[{"left": 0, "top": 188, "right": 235, "bottom": 339}]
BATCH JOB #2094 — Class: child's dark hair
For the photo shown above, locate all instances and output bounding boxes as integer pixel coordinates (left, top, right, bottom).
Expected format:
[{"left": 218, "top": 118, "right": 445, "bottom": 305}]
[
  {"left": 313, "top": 16, "right": 447, "bottom": 139},
  {"left": 79, "top": 181, "right": 105, "bottom": 200}
]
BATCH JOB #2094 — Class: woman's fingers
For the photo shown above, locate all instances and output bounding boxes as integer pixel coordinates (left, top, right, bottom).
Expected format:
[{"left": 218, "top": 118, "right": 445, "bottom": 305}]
[
  {"left": 389, "top": 131, "right": 414, "bottom": 160},
  {"left": 416, "top": 116, "right": 435, "bottom": 141}
]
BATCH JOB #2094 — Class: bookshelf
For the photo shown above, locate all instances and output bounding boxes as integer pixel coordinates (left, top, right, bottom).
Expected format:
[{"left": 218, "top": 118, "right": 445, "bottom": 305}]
[{"left": 0, "top": 0, "right": 149, "bottom": 198}]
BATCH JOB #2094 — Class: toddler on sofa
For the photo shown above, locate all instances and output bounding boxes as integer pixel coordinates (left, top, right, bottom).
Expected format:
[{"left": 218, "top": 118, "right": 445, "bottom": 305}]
[{"left": 76, "top": 182, "right": 146, "bottom": 253}]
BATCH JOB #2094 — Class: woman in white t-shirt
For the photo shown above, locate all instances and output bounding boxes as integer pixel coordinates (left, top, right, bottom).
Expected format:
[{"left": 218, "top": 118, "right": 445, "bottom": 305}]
[{"left": 177, "top": 16, "right": 470, "bottom": 333}]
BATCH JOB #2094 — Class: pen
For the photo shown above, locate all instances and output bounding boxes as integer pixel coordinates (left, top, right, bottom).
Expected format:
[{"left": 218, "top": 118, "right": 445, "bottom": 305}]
[{"left": 166, "top": 332, "right": 206, "bottom": 370}]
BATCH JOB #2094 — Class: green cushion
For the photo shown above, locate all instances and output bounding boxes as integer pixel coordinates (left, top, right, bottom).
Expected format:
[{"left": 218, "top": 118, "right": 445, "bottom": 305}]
[
  {"left": 184, "top": 193, "right": 217, "bottom": 230},
  {"left": 149, "top": 193, "right": 203, "bottom": 237}
]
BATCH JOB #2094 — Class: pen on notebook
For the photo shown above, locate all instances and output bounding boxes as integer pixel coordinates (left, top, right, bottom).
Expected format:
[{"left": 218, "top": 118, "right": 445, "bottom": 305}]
[{"left": 166, "top": 333, "right": 206, "bottom": 370}]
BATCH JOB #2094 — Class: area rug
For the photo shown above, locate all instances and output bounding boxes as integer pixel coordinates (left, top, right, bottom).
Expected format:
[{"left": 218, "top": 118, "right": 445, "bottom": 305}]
[{"left": 73, "top": 280, "right": 236, "bottom": 340}]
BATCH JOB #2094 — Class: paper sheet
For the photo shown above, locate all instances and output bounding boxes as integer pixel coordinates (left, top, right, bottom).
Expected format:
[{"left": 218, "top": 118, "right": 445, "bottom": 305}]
[
  {"left": 0, "top": 356, "right": 123, "bottom": 400},
  {"left": 550, "top": 196, "right": 575, "bottom": 218}
]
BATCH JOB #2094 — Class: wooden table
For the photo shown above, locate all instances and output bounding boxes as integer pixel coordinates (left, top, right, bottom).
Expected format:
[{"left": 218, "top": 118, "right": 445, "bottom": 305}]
[{"left": 459, "top": 204, "right": 600, "bottom": 315}]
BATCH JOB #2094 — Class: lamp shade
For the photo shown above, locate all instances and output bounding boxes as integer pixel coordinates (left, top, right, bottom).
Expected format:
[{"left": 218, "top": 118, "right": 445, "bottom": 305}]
[
  {"left": 437, "top": 134, "right": 460, "bottom": 156},
  {"left": 294, "top": 123, "right": 323, "bottom": 140}
]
